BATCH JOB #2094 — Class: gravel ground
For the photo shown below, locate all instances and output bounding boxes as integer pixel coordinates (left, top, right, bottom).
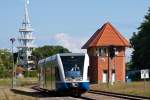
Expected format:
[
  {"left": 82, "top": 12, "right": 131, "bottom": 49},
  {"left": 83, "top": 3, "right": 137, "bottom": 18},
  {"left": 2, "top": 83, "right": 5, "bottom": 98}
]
[
  {"left": 0, "top": 88, "right": 127, "bottom": 100},
  {"left": 38, "top": 93, "right": 126, "bottom": 100},
  {"left": 39, "top": 97, "right": 83, "bottom": 100},
  {"left": 0, "top": 88, "right": 37, "bottom": 100}
]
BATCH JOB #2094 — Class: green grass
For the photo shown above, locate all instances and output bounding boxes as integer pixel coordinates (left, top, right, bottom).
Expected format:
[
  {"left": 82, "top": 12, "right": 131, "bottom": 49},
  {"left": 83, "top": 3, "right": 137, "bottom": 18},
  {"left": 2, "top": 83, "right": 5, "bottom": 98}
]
[
  {"left": 0, "top": 79, "right": 11, "bottom": 86},
  {"left": 0, "top": 78, "right": 38, "bottom": 87},
  {"left": 91, "top": 81, "right": 150, "bottom": 97}
]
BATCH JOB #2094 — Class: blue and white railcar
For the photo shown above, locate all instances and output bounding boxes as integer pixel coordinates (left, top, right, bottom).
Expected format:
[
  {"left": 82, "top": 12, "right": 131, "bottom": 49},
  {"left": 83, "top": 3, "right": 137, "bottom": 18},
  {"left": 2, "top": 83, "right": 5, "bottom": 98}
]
[{"left": 38, "top": 53, "right": 90, "bottom": 96}]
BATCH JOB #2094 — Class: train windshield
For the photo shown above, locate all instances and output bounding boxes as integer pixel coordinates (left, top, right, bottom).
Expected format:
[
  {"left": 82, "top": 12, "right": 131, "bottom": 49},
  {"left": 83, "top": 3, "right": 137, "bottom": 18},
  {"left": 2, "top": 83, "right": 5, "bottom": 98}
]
[{"left": 60, "top": 55, "right": 85, "bottom": 78}]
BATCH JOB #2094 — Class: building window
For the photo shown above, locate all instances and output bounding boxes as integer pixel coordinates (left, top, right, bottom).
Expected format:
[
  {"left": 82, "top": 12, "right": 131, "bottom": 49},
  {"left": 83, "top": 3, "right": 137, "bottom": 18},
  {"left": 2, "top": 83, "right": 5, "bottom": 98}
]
[
  {"left": 98, "top": 48, "right": 107, "bottom": 56},
  {"left": 115, "top": 48, "right": 119, "bottom": 56}
]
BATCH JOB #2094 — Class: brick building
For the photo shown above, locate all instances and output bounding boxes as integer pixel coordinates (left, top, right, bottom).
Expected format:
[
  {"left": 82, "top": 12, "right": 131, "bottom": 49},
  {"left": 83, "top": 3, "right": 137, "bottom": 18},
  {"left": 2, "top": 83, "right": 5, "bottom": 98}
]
[{"left": 82, "top": 22, "right": 130, "bottom": 83}]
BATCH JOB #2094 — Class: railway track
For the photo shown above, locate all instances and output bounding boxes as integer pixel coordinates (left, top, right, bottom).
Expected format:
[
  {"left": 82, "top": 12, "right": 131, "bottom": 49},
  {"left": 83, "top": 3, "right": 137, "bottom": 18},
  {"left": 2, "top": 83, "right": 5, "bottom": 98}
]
[
  {"left": 31, "top": 86, "right": 150, "bottom": 100},
  {"left": 89, "top": 90, "right": 150, "bottom": 100}
]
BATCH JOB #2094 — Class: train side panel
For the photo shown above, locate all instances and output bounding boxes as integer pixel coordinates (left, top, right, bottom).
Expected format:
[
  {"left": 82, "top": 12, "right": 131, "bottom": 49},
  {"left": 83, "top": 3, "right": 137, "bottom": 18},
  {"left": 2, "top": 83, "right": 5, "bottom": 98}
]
[
  {"left": 38, "top": 56, "right": 57, "bottom": 91},
  {"left": 44, "top": 61, "right": 56, "bottom": 90},
  {"left": 38, "top": 61, "right": 45, "bottom": 88}
]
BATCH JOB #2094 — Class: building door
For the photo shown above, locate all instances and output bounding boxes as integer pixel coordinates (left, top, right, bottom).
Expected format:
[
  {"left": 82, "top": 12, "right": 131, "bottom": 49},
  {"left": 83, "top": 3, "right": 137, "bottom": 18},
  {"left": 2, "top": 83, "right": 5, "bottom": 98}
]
[
  {"left": 112, "top": 70, "right": 115, "bottom": 83},
  {"left": 103, "top": 70, "right": 107, "bottom": 83},
  {"left": 112, "top": 72, "right": 115, "bottom": 82}
]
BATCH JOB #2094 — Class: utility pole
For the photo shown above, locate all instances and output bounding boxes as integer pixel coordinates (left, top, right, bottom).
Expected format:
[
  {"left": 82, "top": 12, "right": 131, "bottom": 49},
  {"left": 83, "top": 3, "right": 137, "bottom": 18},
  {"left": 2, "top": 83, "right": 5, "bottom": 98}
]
[
  {"left": 107, "top": 48, "right": 110, "bottom": 85},
  {"left": 108, "top": 46, "right": 115, "bottom": 85},
  {"left": 10, "top": 38, "right": 16, "bottom": 89}
]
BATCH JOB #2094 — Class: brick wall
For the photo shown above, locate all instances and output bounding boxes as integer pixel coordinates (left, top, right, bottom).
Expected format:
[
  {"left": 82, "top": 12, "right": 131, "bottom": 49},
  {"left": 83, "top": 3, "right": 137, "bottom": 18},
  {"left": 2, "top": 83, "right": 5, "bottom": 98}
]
[{"left": 88, "top": 47, "right": 126, "bottom": 83}]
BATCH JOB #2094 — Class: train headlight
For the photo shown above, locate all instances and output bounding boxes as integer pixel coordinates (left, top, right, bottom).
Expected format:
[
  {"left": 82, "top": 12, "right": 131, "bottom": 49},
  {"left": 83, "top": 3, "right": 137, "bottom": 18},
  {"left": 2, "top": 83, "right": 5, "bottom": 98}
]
[
  {"left": 65, "top": 78, "right": 72, "bottom": 81},
  {"left": 76, "top": 77, "right": 83, "bottom": 81},
  {"left": 72, "top": 82, "right": 79, "bottom": 87},
  {"left": 65, "top": 77, "right": 82, "bottom": 81}
]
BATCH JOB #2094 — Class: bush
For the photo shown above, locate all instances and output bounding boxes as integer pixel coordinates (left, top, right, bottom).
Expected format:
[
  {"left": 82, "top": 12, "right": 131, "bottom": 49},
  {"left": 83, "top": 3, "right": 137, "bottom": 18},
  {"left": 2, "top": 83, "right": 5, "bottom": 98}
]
[
  {"left": 24, "top": 70, "right": 38, "bottom": 77},
  {"left": 0, "top": 66, "right": 11, "bottom": 78}
]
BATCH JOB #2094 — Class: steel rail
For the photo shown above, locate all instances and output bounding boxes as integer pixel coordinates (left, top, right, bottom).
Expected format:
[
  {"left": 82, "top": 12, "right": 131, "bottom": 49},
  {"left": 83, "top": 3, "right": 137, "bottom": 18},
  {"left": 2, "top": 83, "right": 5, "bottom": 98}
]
[{"left": 89, "top": 90, "right": 150, "bottom": 100}]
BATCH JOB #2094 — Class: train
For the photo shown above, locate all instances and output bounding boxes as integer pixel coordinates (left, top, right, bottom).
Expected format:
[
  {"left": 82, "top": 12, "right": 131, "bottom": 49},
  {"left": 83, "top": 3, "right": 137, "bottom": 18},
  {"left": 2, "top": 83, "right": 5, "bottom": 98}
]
[{"left": 38, "top": 53, "right": 90, "bottom": 96}]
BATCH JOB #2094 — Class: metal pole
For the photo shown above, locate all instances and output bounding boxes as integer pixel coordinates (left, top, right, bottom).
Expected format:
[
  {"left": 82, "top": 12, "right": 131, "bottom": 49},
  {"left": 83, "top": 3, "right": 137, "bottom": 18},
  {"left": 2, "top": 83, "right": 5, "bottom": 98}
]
[
  {"left": 10, "top": 38, "right": 16, "bottom": 89},
  {"left": 144, "top": 78, "right": 146, "bottom": 90},
  {"left": 114, "top": 54, "right": 116, "bottom": 83},
  {"left": 11, "top": 40, "right": 14, "bottom": 88},
  {"left": 109, "top": 58, "right": 111, "bottom": 85},
  {"left": 107, "top": 48, "right": 110, "bottom": 85},
  {"left": 51, "top": 65, "right": 52, "bottom": 90},
  {"left": 108, "top": 47, "right": 112, "bottom": 85},
  {"left": 110, "top": 57, "right": 112, "bottom": 85}
]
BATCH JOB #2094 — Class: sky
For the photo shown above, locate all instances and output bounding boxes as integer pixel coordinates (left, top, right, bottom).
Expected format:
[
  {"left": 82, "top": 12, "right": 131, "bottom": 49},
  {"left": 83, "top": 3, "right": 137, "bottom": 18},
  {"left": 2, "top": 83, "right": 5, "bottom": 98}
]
[{"left": 0, "top": 0, "right": 150, "bottom": 61}]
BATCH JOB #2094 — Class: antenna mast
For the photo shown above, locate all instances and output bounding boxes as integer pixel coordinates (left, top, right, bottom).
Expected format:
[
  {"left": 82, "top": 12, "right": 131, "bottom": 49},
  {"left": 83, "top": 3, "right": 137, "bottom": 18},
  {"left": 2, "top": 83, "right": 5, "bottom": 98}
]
[{"left": 17, "top": 0, "right": 35, "bottom": 68}]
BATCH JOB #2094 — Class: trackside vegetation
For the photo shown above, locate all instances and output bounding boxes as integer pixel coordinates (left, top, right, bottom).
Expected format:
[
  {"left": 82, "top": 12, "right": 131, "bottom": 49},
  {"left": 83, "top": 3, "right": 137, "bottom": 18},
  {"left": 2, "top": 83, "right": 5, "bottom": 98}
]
[
  {"left": 0, "top": 45, "right": 70, "bottom": 79},
  {"left": 130, "top": 8, "right": 150, "bottom": 70},
  {"left": 91, "top": 81, "right": 150, "bottom": 97}
]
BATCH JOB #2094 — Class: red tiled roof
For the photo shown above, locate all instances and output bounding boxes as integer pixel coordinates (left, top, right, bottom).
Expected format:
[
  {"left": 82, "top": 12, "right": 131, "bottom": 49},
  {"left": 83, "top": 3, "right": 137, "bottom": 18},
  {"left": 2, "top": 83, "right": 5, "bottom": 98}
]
[{"left": 82, "top": 22, "right": 131, "bottom": 49}]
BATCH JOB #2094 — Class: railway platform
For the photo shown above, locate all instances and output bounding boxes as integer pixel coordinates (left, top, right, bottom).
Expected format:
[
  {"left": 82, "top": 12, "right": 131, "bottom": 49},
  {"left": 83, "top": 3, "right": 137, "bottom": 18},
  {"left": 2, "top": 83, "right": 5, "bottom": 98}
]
[{"left": 11, "top": 86, "right": 39, "bottom": 95}]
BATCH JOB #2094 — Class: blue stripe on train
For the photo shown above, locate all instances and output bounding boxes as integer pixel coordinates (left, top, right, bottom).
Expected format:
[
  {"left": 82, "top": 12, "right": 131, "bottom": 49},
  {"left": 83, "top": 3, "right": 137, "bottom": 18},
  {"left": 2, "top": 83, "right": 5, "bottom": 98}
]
[{"left": 56, "top": 82, "right": 90, "bottom": 92}]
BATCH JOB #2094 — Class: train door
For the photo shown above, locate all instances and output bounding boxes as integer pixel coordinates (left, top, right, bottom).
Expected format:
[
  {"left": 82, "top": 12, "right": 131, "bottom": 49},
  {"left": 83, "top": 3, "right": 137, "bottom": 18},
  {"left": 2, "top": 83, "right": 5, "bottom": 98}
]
[
  {"left": 102, "top": 70, "right": 108, "bottom": 83},
  {"left": 45, "top": 61, "right": 56, "bottom": 90},
  {"left": 39, "top": 63, "right": 45, "bottom": 88}
]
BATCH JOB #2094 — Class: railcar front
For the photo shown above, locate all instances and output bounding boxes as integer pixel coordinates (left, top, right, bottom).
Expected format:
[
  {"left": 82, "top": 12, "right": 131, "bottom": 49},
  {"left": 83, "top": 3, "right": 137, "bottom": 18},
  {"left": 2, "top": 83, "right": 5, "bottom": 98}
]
[{"left": 56, "top": 53, "right": 90, "bottom": 96}]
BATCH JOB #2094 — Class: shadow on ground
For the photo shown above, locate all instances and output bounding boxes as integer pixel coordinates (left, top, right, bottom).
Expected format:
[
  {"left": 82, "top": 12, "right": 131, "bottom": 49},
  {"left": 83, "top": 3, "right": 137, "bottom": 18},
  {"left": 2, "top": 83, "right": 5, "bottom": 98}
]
[
  {"left": 11, "top": 88, "right": 61, "bottom": 98},
  {"left": 11, "top": 86, "right": 95, "bottom": 100}
]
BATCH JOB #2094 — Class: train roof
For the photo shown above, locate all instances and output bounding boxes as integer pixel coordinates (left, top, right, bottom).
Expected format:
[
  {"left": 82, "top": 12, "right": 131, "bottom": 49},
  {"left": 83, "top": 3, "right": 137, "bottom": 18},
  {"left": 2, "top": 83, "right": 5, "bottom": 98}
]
[
  {"left": 38, "top": 53, "right": 86, "bottom": 64},
  {"left": 58, "top": 53, "right": 85, "bottom": 56},
  {"left": 38, "top": 54, "right": 57, "bottom": 64}
]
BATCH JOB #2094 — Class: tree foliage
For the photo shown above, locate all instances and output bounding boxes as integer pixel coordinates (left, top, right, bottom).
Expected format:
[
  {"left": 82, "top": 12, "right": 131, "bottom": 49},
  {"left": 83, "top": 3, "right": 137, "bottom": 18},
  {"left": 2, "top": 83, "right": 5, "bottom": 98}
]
[
  {"left": 0, "top": 46, "right": 70, "bottom": 78},
  {"left": 0, "top": 49, "right": 12, "bottom": 78},
  {"left": 32, "top": 45, "right": 70, "bottom": 61},
  {"left": 130, "top": 8, "right": 150, "bottom": 70}
]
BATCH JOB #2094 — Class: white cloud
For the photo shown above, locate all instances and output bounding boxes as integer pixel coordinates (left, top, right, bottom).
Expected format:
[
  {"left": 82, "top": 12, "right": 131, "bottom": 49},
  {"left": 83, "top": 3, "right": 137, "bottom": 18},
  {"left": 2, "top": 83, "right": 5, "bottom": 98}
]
[{"left": 53, "top": 33, "right": 87, "bottom": 53}]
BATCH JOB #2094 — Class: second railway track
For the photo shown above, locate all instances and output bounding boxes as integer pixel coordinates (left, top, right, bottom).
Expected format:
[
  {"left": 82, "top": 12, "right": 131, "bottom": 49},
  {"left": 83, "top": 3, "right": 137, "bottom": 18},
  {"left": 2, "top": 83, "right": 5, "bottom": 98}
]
[
  {"left": 89, "top": 90, "right": 150, "bottom": 100},
  {"left": 31, "top": 86, "right": 150, "bottom": 100}
]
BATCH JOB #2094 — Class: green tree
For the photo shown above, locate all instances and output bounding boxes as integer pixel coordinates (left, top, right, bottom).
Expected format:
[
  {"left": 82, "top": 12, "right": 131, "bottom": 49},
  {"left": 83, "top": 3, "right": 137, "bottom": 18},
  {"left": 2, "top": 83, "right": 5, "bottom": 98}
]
[
  {"left": 126, "top": 62, "right": 133, "bottom": 71},
  {"left": 130, "top": 8, "right": 150, "bottom": 70},
  {"left": 0, "top": 49, "right": 12, "bottom": 78},
  {"left": 32, "top": 45, "right": 70, "bottom": 62}
]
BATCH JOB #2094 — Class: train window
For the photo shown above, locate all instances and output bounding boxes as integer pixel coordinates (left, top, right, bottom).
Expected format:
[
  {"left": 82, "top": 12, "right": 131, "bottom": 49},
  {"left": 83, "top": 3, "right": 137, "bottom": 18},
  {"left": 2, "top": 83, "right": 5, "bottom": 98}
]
[
  {"left": 60, "top": 56, "right": 85, "bottom": 78},
  {"left": 55, "top": 67, "right": 60, "bottom": 81}
]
